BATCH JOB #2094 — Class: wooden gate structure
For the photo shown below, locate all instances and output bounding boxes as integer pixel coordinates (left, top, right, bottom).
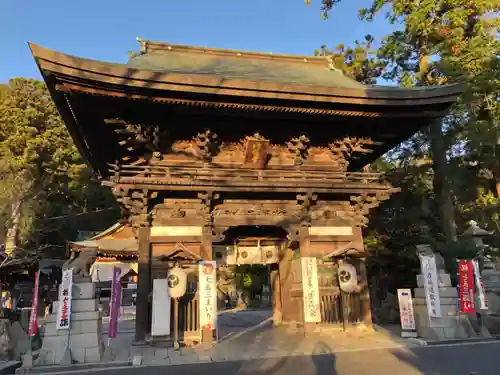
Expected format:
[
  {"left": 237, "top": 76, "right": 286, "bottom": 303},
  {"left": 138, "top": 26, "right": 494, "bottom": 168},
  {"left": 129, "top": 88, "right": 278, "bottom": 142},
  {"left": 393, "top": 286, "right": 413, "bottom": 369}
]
[
  {"left": 319, "top": 261, "right": 370, "bottom": 327},
  {"left": 31, "top": 39, "right": 462, "bottom": 344}
]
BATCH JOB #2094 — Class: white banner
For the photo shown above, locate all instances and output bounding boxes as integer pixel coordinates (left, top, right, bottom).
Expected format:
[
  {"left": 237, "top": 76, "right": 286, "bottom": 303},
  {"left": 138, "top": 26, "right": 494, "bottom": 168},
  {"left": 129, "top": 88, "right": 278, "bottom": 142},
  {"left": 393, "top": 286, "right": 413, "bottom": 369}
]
[
  {"left": 57, "top": 269, "right": 73, "bottom": 330},
  {"left": 301, "top": 257, "right": 321, "bottom": 323},
  {"left": 151, "top": 279, "right": 171, "bottom": 336},
  {"left": 199, "top": 261, "right": 217, "bottom": 334},
  {"left": 472, "top": 260, "right": 488, "bottom": 310},
  {"left": 419, "top": 255, "right": 442, "bottom": 318},
  {"left": 397, "top": 289, "right": 416, "bottom": 331}
]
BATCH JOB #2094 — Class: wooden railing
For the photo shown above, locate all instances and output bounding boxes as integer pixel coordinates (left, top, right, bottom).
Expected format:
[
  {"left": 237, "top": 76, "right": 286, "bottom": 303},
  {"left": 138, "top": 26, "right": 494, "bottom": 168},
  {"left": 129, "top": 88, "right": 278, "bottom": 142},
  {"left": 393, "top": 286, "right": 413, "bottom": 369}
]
[
  {"left": 108, "top": 164, "right": 391, "bottom": 190},
  {"left": 170, "top": 293, "right": 200, "bottom": 342},
  {"left": 320, "top": 293, "right": 343, "bottom": 324}
]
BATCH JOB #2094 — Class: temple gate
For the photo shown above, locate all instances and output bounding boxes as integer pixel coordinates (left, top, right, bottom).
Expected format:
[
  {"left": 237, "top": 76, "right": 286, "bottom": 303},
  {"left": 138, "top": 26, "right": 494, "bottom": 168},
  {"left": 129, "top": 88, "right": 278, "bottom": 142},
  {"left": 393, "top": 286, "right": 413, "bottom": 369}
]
[{"left": 31, "top": 39, "right": 462, "bottom": 344}]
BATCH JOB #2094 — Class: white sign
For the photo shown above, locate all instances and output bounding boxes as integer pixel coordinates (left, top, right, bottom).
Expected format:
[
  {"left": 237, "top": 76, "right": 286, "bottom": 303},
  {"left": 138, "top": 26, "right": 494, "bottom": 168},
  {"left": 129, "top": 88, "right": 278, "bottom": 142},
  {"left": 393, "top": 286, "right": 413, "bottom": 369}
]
[
  {"left": 57, "top": 269, "right": 73, "bottom": 330},
  {"left": 472, "top": 260, "right": 488, "bottom": 310},
  {"left": 419, "top": 255, "right": 442, "bottom": 318},
  {"left": 397, "top": 289, "right": 416, "bottom": 331},
  {"left": 151, "top": 279, "right": 171, "bottom": 336},
  {"left": 301, "top": 257, "right": 321, "bottom": 323},
  {"left": 199, "top": 261, "right": 217, "bottom": 334}
]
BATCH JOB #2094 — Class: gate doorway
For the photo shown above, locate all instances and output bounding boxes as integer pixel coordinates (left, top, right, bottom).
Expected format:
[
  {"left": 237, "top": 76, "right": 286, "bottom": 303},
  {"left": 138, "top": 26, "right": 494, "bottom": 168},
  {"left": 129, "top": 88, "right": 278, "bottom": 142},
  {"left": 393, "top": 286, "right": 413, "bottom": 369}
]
[{"left": 215, "top": 225, "right": 288, "bottom": 313}]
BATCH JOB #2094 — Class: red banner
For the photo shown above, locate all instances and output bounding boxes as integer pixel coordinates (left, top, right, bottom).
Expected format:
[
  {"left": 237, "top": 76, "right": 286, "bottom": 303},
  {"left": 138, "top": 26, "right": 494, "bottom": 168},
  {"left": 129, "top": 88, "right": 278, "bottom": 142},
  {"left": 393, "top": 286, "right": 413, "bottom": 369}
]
[
  {"left": 28, "top": 271, "right": 40, "bottom": 337},
  {"left": 458, "top": 260, "right": 476, "bottom": 313}
]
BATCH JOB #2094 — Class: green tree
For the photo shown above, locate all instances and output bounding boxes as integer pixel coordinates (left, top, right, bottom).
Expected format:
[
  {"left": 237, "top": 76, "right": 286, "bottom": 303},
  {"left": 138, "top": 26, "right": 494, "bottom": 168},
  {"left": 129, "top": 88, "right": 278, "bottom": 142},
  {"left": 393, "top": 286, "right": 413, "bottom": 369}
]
[
  {"left": 314, "top": 34, "right": 386, "bottom": 84},
  {"left": 320, "top": 0, "right": 498, "bottom": 243},
  {"left": 0, "top": 78, "right": 118, "bottom": 265},
  {"left": 307, "top": 0, "right": 499, "bottom": 293}
]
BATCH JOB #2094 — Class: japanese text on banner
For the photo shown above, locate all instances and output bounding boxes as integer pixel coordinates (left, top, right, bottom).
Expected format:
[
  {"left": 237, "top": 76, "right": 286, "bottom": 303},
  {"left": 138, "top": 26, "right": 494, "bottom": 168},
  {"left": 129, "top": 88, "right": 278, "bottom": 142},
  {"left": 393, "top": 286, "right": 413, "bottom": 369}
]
[
  {"left": 301, "top": 257, "right": 321, "bottom": 323},
  {"left": 397, "top": 289, "right": 416, "bottom": 331},
  {"left": 458, "top": 260, "right": 476, "bottom": 313},
  {"left": 199, "top": 261, "right": 217, "bottom": 332},
  {"left": 57, "top": 269, "right": 73, "bottom": 330},
  {"left": 419, "top": 255, "right": 442, "bottom": 318}
]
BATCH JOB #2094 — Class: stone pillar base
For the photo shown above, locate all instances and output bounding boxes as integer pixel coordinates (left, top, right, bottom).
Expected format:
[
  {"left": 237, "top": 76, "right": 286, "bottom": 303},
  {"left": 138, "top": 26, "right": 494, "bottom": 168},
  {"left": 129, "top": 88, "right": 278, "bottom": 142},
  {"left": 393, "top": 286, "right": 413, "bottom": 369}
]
[
  {"left": 201, "top": 326, "right": 216, "bottom": 343},
  {"left": 35, "top": 281, "right": 104, "bottom": 365},
  {"left": 413, "top": 284, "right": 470, "bottom": 341}
]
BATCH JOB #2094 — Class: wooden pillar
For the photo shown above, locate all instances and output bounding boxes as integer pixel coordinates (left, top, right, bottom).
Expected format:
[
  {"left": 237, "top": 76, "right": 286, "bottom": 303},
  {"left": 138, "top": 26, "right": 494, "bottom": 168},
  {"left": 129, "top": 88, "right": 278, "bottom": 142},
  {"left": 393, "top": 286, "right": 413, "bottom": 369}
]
[
  {"left": 298, "top": 226, "right": 310, "bottom": 328},
  {"left": 358, "top": 257, "right": 373, "bottom": 329},
  {"left": 278, "top": 247, "right": 296, "bottom": 324},
  {"left": 298, "top": 226, "right": 310, "bottom": 257},
  {"left": 201, "top": 226, "right": 213, "bottom": 261},
  {"left": 201, "top": 226, "right": 215, "bottom": 343},
  {"left": 135, "top": 226, "right": 151, "bottom": 342},
  {"left": 270, "top": 263, "right": 282, "bottom": 326}
]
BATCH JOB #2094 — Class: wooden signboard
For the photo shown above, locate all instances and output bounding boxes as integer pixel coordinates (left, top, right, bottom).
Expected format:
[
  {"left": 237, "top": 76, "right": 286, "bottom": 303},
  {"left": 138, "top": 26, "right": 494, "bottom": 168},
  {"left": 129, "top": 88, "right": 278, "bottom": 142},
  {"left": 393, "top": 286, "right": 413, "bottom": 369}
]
[{"left": 243, "top": 138, "right": 269, "bottom": 169}]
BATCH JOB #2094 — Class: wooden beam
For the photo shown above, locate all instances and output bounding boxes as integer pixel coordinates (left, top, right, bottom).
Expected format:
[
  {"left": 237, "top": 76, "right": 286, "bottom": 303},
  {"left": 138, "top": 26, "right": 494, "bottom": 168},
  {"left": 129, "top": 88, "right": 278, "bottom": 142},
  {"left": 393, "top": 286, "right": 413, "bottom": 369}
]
[
  {"left": 103, "top": 182, "right": 394, "bottom": 195},
  {"left": 150, "top": 236, "right": 202, "bottom": 244},
  {"left": 53, "top": 83, "right": 453, "bottom": 117}
]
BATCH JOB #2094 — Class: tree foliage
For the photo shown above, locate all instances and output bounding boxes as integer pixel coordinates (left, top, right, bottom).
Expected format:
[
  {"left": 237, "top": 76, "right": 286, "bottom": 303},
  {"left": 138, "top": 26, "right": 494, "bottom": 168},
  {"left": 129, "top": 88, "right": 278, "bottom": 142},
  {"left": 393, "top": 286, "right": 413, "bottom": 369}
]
[
  {"left": 0, "top": 78, "right": 118, "bottom": 268},
  {"left": 311, "top": 0, "right": 499, "bottom": 290}
]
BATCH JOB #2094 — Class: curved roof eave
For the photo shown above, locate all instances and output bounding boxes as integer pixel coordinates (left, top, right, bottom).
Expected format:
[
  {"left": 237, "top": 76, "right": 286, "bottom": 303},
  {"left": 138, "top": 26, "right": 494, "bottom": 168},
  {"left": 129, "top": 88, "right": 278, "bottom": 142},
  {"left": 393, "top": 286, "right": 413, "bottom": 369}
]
[{"left": 28, "top": 43, "right": 465, "bottom": 107}]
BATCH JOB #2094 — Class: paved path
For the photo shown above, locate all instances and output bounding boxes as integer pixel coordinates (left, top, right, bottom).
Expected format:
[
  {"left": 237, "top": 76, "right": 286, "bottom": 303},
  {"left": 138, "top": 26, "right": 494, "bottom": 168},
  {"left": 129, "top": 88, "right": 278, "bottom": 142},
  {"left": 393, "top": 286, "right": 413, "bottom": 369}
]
[
  {"left": 38, "top": 308, "right": 498, "bottom": 374},
  {"left": 41, "top": 341, "right": 500, "bottom": 375},
  {"left": 100, "top": 309, "right": 420, "bottom": 364}
]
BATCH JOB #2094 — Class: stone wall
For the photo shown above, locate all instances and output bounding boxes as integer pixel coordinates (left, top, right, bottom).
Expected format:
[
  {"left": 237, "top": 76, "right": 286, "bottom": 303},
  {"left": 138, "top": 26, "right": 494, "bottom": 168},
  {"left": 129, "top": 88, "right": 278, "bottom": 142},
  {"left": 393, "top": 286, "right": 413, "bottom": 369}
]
[{"left": 413, "top": 271, "right": 473, "bottom": 341}]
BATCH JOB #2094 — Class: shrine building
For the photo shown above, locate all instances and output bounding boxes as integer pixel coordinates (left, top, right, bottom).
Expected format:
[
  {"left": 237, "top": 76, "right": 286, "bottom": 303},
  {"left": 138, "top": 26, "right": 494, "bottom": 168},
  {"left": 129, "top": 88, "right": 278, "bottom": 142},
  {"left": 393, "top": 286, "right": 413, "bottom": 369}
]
[{"left": 30, "top": 39, "right": 462, "bottom": 344}]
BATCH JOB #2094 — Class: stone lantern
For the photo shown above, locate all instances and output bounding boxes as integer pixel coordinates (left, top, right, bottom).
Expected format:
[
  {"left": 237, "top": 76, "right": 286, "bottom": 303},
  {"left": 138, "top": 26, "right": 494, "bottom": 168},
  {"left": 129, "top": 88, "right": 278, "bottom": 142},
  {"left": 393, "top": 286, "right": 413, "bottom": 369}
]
[
  {"left": 461, "top": 220, "right": 494, "bottom": 249},
  {"left": 462, "top": 221, "right": 500, "bottom": 319},
  {"left": 461, "top": 220, "right": 494, "bottom": 272}
]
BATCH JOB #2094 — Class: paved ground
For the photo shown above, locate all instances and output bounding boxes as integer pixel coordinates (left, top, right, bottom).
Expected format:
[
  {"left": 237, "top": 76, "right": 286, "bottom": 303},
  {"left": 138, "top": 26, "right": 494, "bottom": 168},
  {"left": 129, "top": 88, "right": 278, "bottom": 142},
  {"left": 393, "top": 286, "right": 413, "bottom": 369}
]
[
  {"left": 34, "top": 308, "right": 500, "bottom": 374},
  {"left": 40, "top": 341, "right": 500, "bottom": 375},
  {"left": 99, "top": 309, "right": 420, "bottom": 364}
]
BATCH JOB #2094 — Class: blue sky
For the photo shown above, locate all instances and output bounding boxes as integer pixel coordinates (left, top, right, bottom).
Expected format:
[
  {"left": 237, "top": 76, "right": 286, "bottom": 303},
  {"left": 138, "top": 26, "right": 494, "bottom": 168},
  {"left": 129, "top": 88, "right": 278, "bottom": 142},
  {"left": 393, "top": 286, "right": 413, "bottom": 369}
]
[{"left": 0, "top": 0, "right": 395, "bottom": 83}]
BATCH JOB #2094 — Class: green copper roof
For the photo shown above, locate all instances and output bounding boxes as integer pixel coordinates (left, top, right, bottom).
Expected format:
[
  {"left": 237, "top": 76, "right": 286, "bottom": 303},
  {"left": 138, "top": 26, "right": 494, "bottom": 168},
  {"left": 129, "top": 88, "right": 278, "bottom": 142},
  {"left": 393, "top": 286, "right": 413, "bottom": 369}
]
[{"left": 127, "top": 40, "right": 366, "bottom": 90}]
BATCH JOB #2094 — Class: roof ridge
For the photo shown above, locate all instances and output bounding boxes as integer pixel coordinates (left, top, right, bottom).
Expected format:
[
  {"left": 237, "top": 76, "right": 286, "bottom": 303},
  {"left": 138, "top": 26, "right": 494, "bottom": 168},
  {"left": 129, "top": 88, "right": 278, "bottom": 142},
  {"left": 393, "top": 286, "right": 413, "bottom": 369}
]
[{"left": 135, "top": 37, "right": 330, "bottom": 66}]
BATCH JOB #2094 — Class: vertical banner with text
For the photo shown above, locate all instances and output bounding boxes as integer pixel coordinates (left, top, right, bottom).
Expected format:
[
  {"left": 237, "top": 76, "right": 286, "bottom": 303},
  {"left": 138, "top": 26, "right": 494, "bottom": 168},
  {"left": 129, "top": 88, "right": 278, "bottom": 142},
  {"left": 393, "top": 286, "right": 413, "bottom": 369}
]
[
  {"left": 199, "top": 261, "right": 217, "bottom": 337},
  {"left": 57, "top": 269, "right": 73, "bottom": 330},
  {"left": 472, "top": 260, "right": 487, "bottom": 311},
  {"left": 108, "top": 266, "right": 122, "bottom": 339},
  {"left": 28, "top": 271, "right": 40, "bottom": 337},
  {"left": 301, "top": 257, "right": 321, "bottom": 323},
  {"left": 419, "top": 255, "right": 442, "bottom": 319},
  {"left": 458, "top": 260, "right": 476, "bottom": 313}
]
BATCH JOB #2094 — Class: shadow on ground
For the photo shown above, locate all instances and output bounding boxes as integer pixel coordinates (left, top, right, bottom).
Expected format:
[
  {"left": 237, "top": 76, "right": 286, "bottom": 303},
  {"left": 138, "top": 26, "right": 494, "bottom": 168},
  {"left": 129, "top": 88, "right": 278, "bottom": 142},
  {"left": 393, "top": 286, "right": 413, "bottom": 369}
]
[
  {"left": 97, "top": 309, "right": 499, "bottom": 374},
  {"left": 389, "top": 341, "right": 499, "bottom": 375}
]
